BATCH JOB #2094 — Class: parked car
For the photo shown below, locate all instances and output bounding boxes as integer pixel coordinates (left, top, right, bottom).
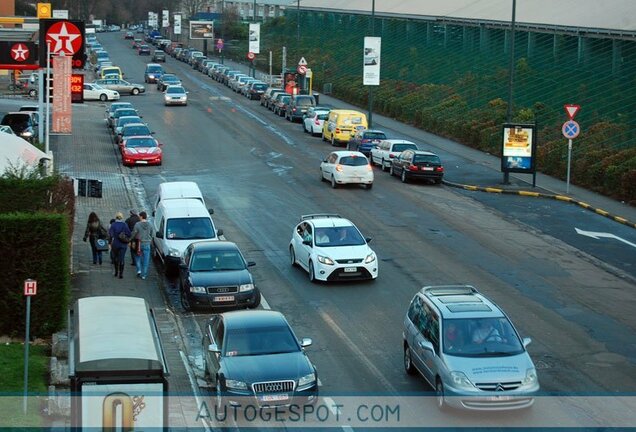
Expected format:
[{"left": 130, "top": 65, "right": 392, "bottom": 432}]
[
  {"left": 320, "top": 151, "right": 373, "bottom": 189},
  {"left": 152, "top": 50, "right": 166, "bottom": 62},
  {"left": 137, "top": 44, "right": 151, "bottom": 55},
  {"left": 163, "top": 85, "right": 188, "bottom": 106},
  {"left": 285, "top": 94, "right": 316, "bottom": 122},
  {"left": 303, "top": 109, "right": 330, "bottom": 136},
  {"left": 260, "top": 87, "right": 283, "bottom": 107},
  {"left": 157, "top": 74, "right": 182, "bottom": 91},
  {"left": 203, "top": 310, "right": 318, "bottom": 408},
  {"left": 83, "top": 83, "right": 120, "bottom": 101},
  {"left": 144, "top": 63, "right": 164, "bottom": 83},
  {"left": 403, "top": 285, "right": 539, "bottom": 411},
  {"left": 120, "top": 136, "right": 162, "bottom": 167},
  {"left": 322, "top": 109, "right": 368, "bottom": 147},
  {"left": 94, "top": 78, "right": 146, "bottom": 95},
  {"left": 0, "top": 125, "right": 16, "bottom": 135},
  {"left": 113, "top": 115, "right": 143, "bottom": 136},
  {"left": 124, "top": 31, "right": 135, "bottom": 40},
  {"left": 273, "top": 94, "right": 292, "bottom": 116},
  {"left": 347, "top": 129, "right": 387, "bottom": 158},
  {"left": 1, "top": 112, "right": 38, "bottom": 142},
  {"left": 132, "top": 38, "right": 142, "bottom": 49},
  {"left": 246, "top": 82, "right": 268, "bottom": 100},
  {"left": 105, "top": 102, "right": 134, "bottom": 126},
  {"left": 109, "top": 108, "right": 140, "bottom": 129},
  {"left": 289, "top": 214, "right": 378, "bottom": 282},
  {"left": 370, "top": 139, "right": 419, "bottom": 171},
  {"left": 179, "top": 241, "right": 261, "bottom": 311},
  {"left": 116, "top": 122, "right": 153, "bottom": 144},
  {"left": 390, "top": 149, "right": 444, "bottom": 184}
]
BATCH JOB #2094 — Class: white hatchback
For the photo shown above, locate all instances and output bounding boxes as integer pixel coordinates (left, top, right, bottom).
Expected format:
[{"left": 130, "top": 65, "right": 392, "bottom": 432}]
[
  {"left": 320, "top": 151, "right": 374, "bottom": 189},
  {"left": 289, "top": 214, "right": 378, "bottom": 282},
  {"left": 303, "top": 109, "right": 330, "bottom": 135}
]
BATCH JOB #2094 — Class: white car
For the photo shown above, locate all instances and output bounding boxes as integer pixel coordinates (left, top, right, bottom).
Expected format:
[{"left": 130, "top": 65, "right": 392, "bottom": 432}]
[
  {"left": 289, "top": 214, "right": 378, "bottom": 282},
  {"left": 83, "top": 83, "right": 120, "bottom": 101},
  {"left": 370, "top": 139, "right": 418, "bottom": 171},
  {"left": 303, "top": 109, "right": 330, "bottom": 135},
  {"left": 164, "top": 85, "right": 188, "bottom": 106},
  {"left": 320, "top": 151, "right": 374, "bottom": 189}
]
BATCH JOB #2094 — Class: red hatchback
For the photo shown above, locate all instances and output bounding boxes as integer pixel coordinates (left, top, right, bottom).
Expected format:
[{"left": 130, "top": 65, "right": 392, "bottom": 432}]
[{"left": 121, "top": 136, "right": 163, "bottom": 166}]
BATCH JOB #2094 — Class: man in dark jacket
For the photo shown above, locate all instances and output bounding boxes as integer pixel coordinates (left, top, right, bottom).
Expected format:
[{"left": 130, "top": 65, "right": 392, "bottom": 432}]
[
  {"left": 109, "top": 212, "right": 132, "bottom": 279},
  {"left": 125, "top": 209, "right": 141, "bottom": 265}
]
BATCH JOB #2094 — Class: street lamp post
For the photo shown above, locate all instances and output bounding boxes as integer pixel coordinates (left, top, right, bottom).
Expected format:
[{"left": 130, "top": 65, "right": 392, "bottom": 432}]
[
  {"left": 221, "top": 0, "right": 225, "bottom": 64},
  {"left": 297, "top": 0, "right": 301, "bottom": 50},
  {"left": 503, "top": 0, "right": 517, "bottom": 184},
  {"left": 368, "top": 0, "right": 375, "bottom": 128}
]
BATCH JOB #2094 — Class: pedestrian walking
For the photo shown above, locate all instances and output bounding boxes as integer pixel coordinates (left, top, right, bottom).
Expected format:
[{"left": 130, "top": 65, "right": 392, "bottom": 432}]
[
  {"left": 125, "top": 209, "right": 141, "bottom": 266},
  {"left": 130, "top": 211, "right": 153, "bottom": 279},
  {"left": 82, "top": 212, "right": 108, "bottom": 265},
  {"left": 108, "top": 212, "right": 132, "bottom": 279},
  {"left": 108, "top": 218, "right": 116, "bottom": 266}
]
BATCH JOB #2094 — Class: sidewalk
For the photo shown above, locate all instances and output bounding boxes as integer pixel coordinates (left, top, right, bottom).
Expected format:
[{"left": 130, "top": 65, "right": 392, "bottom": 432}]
[{"left": 50, "top": 103, "right": 203, "bottom": 429}]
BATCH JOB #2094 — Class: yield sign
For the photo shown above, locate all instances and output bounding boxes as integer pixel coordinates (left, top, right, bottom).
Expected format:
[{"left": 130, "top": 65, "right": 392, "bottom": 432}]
[
  {"left": 564, "top": 104, "right": 580, "bottom": 120},
  {"left": 298, "top": 56, "right": 307, "bottom": 66},
  {"left": 46, "top": 21, "right": 82, "bottom": 55}
]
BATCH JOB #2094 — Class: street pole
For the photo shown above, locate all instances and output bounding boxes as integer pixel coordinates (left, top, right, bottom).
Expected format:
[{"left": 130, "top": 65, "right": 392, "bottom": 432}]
[
  {"left": 503, "top": 0, "right": 516, "bottom": 184},
  {"left": 221, "top": 0, "right": 225, "bottom": 64},
  {"left": 566, "top": 138, "right": 572, "bottom": 194},
  {"left": 23, "top": 295, "right": 31, "bottom": 414},
  {"left": 45, "top": 42, "right": 51, "bottom": 169},
  {"left": 296, "top": 0, "right": 300, "bottom": 50},
  {"left": 368, "top": 0, "right": 375, "bottom": 128},
  {"left": 269, "top": 50, "right": 272, "bottom": 83},
  {"left": 254, "top": 0, "right": 257, "bottom": 21}
]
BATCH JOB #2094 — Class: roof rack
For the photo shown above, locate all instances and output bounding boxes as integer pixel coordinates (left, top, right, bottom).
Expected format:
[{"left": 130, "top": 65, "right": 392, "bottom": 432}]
[
  {"left": 423, "top": 285, "right": 478, "bottom": 296},
  {"left": 301, "top": 213, "right": 342, "bottom": 221}
]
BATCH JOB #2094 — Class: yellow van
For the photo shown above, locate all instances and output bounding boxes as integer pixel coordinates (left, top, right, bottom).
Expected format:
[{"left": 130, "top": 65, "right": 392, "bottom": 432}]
[
  {"left": 100, "top": 66, "right": 123, "bottom": 79},
  {"left": 322, "top": 109, "right": 368, "bottom": 146}
]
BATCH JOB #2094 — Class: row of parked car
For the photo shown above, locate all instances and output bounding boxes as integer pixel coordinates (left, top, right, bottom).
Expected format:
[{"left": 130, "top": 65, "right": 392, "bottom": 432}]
[{"left": 105, "top": 101, "right": 162, "bottom": 166}]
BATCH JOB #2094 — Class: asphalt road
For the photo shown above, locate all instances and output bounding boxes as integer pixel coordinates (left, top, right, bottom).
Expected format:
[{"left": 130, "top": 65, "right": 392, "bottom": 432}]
[{"left": 94, "top": 33, "right": 636, "bottom": 429}]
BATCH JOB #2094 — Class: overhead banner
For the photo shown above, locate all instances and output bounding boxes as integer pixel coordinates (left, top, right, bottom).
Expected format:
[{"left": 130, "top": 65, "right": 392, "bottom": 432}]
[
  {"left": 148, "top": 12, "right": 158, "bottom": 28},
  {"left": 363, "top": 36, "right": 381, "bottom": 86},
  {"left": 39, "top": 19, "right": 86, "bottom": 69},
  {"left": 162, "top": 10, "right": 169, "bottom": 28},
  {"left": 174, "top": 14, "right": 182, "bottom": 35},
  {"left": 248, "top": 23, "right": 260, "bottom": 54},
  {"left": 52, "top": 55, "right": 72, "bottom": 133},
  {"left": 501, "top": 123, "right": 537, "bottom": 173},
  {"left": 190, "top": 21, "right": 214, "bottom": 39},
  {"left": 0, "top": 41, "right": 39, "bottom": 70}
]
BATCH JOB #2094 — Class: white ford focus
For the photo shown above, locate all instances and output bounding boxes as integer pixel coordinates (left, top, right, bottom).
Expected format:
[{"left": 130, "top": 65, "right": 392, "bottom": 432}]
[{"left": 289, "top": 214, "right": 378, "bottom": 282}]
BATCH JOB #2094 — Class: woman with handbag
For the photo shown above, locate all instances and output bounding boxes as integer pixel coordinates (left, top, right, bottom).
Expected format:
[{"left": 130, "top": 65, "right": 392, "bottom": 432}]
[
  {"left": 83, "top": 212, "right": 108, "bottom": 265},
  {"left": 108, "top": 211, "right": 132, "bottom": 279}
]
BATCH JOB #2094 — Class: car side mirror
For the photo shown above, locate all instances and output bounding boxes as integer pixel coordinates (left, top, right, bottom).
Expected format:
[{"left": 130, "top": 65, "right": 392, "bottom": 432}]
[
  {"left": 418, "top": 339, "right": 434, "bottom": 353},
  {"left": 208, "top": 208, "right": 214, "bottom": 214},
  {"left": 208, "top": 343, "right": 219, "bottom": 353},
  {"left": 302, "top": 239, "right": 312, "bottom": 246},
  {"left": 155, "top": 231, "right": 163, "bottom": 239},
  {"left": 179, "top": 263, "right": 187, "bottom": 270},
  {"left": 152, "top": 210, "right": 156, "bottom": 217},
  {"left": 522, "top": 337, "right": 532, "bottom": 348},
  {"left": 247, "top": 261, "right": 256, "bottom": 267},
  {"left": 300, "top": 337, "right": 312, "bottom": 348},
  {"left": 365, "top": 237, "right": 372, "bottom": 244},
  {"left": 216, "top": 229, "right": 223, "bottom": 237},
  {"left": 151, "top": 131, "right": 156, "bottom": 134}
]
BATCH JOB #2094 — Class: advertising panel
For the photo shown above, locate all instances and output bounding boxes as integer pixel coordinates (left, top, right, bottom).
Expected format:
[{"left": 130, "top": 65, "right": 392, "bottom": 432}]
[
  {"left": 174, "top": 14, "right": 182, "bottom": 35},
  {"left": 190, "top": 21, "right": 214, "bottom": 39},
  {"left": 162, "top": 10, "right": 169, "bottom": 28},
  {"left": 248, "top": 23, "right": 260, "bottom": 54},
  {"left": 501, "top": 123, "right": 537, "bottom": 173},
  {"left": 0, "top": 41, "right": 39, "bottom": 70},
  {"left": 71, "top": 73, "right": 83, "bottom": 103},
  {"left": 363, "top": 36, "right": 381, "bottom": 86},
  {"left": 38, "top": 19, "right": 86, "bottom": 69},
  {"left": 51, "top": 55, "right": 72, "bottom": 133},
  {"left": 80, "top": 383, "right": 164, "bottom": 429}
]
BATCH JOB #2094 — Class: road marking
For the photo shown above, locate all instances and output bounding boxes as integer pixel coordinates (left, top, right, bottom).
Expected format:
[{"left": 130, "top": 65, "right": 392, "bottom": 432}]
[
  {"left": 318, "top": 310, "right": 397, "bottom": 394},
  {"left": 260, "top": 294, "right": 271, "bottom": 310},
  {"left": 178, "top": 350, "right": 211, "bottom": 431},
  {"left": 575, "top": 228, "right": 636, "bottom": 248},
  {"left": 323, "top": 397, "right": 340, "bottom": 415}
]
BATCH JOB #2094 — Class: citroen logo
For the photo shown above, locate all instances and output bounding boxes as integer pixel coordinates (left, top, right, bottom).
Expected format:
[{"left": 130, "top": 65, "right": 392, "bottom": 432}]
[{"left": 495, "top": 383, "right": 505, "bottom": 392}]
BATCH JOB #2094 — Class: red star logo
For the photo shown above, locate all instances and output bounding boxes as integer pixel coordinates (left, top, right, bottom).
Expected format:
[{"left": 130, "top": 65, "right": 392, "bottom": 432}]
[
  {"left": 46, "top": 21, "right": 82, "bottom": 55},
  {"left": 10, "top": 43, "right": 29, "bottom": 62}
]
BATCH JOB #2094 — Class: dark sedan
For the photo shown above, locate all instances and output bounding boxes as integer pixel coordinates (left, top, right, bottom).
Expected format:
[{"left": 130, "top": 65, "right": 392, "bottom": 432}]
[
  {"left": 179, "top": 241, "right": 261, "bottom": 311},
  {"left": 204, "top": 310, "right": 318, "bottom": 409},
  {"left": 157, "top": 73, "right": 182, "bottom": 91},
  {"left": 347, "top": 129, "right": 387, "bottom": 158},
  {"left": 389, "top": 149, "right": 444, "bottom": 184},
  {"left": 138, "top": 44, "right": 151, "bottom": 55}
]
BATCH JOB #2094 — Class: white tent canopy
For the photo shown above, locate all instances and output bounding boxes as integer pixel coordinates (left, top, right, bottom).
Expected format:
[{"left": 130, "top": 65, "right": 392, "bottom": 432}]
[{"left": 0, "top": 132, "right": 51, "bottom": 174}]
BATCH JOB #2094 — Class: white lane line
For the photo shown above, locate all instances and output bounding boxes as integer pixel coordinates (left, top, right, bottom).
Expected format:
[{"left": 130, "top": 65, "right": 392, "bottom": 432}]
[
  {"left": 317, "top": 378, "right": 323, "bottom": 387},
  {"left": 341, "top": 426, "right": 354, "bottom": 432},
  {"left": 318, "top": 310, "right": 397, "bottom": 394},
  {"left": 260, "top": 294, "right": 271, "bottom": 310},
  {"left": 323, "top": 397, "right": 340, "bottom": 416},
  {"left": 178, "top": 350, "right": 211, "bottom": 432}
]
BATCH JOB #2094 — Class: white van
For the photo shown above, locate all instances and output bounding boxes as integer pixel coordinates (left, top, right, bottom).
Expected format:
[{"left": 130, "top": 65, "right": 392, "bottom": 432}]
[
  {"left": 152, "top": 198, "right": 222, "bottom": 272},
  {"left": 153, "top": 181, "right": 205, "bottom": 216}
]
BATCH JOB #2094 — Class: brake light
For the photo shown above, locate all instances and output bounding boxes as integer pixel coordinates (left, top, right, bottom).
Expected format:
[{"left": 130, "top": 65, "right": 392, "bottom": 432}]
[
  {"left": 335, "top": 128, "right": 341, "bottom": 133},
  {"left": 408, "top": 164, "right": 418, "bottom": 171},
  {"left": 293, "top": 108, "right": 297, "bottom": 112},
  {"left": 366, "top": 164, "right": 372, "bottom": 171},
  {"left": 436, "top": 166, "right": 444, "bottom": 172},
  {"left": 314, "top": 119, "right": 321, "bottom": 125},
  {"left": 335, "top": 164, "right": 343, "bottom": 172},
  {"left": 389, "top": 153, "right": 396, "bottom": 158}
]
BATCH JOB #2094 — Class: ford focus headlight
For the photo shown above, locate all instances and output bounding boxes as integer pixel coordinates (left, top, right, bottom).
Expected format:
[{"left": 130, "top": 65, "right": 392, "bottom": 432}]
[
  {"left": 225, "top": 379, "right": 247, "bottom": 390},
  {"left": 522, "top": 368, "right": 538, "bottom": 386},
  {"left": 450, "top": 371, "right": 474, "bottom": 390},
  {"left": 190, "top": 286, "right": 206, "bottom": 294},
  {"left": 297, "top": 373, "right": 316, "bottom": 389},
  {"left": 317, "top": 255, "right": 334, "bottom": 265},
  {"left": 364, "top": 253, "right": 376, "bottom": 264},
  {"left": 239, "top": 283, "right": 254, "bottom": 292}
]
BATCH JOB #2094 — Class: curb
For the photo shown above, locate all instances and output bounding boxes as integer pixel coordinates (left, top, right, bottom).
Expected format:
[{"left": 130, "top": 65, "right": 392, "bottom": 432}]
[{"left": 442, "top": 180, "right": 636, "bottom": 230}]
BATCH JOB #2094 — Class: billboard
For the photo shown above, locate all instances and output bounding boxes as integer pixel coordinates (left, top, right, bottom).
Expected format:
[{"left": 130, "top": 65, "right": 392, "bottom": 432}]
[
  {"left": 174, "top": 14, "right": 182, "bottom": 35},
  {"left": 501, "top": 123, "right": 537, "bottom": 173},
  {"left": 190, "top": 21, "right": 214, "bottom": 39},
  {"left": 248, "top": 23, "right": 260, "bottom": 54},
  {"left": 39, "top": 19, "right": 86, "bottom": 69},
  {"left": 0, "top": 41, "right": 39, "bottom": 70},
  {"left": 363, "top": 37, "right": 381, "bottom": 86},
  {"left": 162, "top": 10, "right": 169, "bottom": 28}
]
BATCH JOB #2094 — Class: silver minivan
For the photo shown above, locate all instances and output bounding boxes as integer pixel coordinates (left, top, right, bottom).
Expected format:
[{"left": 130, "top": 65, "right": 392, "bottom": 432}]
[{"left": 403, "top": 285, "right": 539, "bottom": 411}]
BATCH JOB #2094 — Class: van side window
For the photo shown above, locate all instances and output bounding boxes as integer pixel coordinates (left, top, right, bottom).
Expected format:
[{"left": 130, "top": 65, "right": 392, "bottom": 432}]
[
  {"left": 407, "top": 295, "right": 423, "bottom": 325},
  {"left": 158, "top": 217, "right": 165, "bottom": 236},
  {"left": 423, "top": 304, "right": 440, "bottom": 354}
]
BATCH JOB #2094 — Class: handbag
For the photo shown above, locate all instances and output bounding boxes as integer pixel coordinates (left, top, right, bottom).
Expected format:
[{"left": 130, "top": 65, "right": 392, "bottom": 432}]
[
  {"left": 95, "top": 238, "right": 109, "bottom": 251},
  {"left": 118, "top": 231, "right": 131, "bottom": 243}
]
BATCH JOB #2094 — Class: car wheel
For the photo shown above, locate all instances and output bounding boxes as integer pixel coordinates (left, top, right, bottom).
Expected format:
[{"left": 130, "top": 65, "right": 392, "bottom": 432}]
[
  {"left": 436, "top": 379, "right": 448, "bottom": 411},
  {"left": 290, "top": 246, "right": 298, "bottom": 266},
  {"left": 248, "top": 290, "right": 261, "bottom": 309},
  {"left": 404, "top": 345, "right": 416, "bottom": 375},
  {"left": 322, "top": 132, "right": 327, "bottom": 142},
  {"left": 180, "top": 287, "right": 191, "bottom": 311},
  {"left": 382, "top": 159, "right": 388, "bottom": 172},
  {"left": 319, "top": 169, "right": 325, "bottom": 182},
  {"left": 331, "top": 136, "right": 336, "bottom": 147},
  {"left": 132, "top": 88, "right": 140, "bottom": 95},
  {"left": 99, "top": 94, "right": 107, "bottom": 102},
  {"left": 401, "top": 170, "right": 408, "bottom": 183},
  {"left": 308, "top": 261, "right": 316, "bottom": 282},
  {"left": 389, "top": 165, "right": 395, "bottom": 176},
  {"left": 331, "top": 175, "right": 337, "bottom": 189}
]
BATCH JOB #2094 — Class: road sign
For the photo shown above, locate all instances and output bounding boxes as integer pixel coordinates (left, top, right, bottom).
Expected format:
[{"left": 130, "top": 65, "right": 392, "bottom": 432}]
[
  {"left": 298, "top": 57, "right": 307, "bottom": 66},
  {"left": 246, "top": 51, "right": 256, "bottom": 61},
  {"left": 24, "top": 279, "right": 37, "bottom": 296},
  {"left": 564, "top": 104, "right": 580, "bottom": 120},
  {"left": 216, "top": 38, "right": 224, "bottom": 50},
  {"left": 46, "top": 21, "right": 82, "bottom": 55},
  {"left": 297, "top": 64, "right": 307, "bottom": 75},
  {"left": 562, "top": 120, "right": 580, "bottom": 139}
]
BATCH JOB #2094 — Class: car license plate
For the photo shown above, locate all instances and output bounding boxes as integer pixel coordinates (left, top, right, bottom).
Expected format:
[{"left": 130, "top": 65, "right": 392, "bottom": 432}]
[
  {"left": 136, "top": 161, "right": 148, "bottom": 164},
  {"left": 487, "top": 395, "right": 513, "bottom": 401},
  {"left": 214, "top": 295, "right": 234, "bottom": 302},
  {"left": 260, "top": 394, "right": 289, "bottom": 402},
  {"left": 421, "top": 166, "right": 434, "bottom": 171},
  {"left": 344, "top": 267, "right": 357, "bottom": 273}
]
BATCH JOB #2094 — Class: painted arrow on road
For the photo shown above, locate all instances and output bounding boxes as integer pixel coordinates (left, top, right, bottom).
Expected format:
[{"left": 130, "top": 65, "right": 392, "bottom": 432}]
[{"left": 575, "top": 228, "right": 636, "bottom": 249}]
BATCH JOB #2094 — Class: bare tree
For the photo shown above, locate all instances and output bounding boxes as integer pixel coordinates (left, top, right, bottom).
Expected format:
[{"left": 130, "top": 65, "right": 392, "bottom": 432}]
[{"left": 181, "top": 0, "right": 208, "bottom": 19}]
